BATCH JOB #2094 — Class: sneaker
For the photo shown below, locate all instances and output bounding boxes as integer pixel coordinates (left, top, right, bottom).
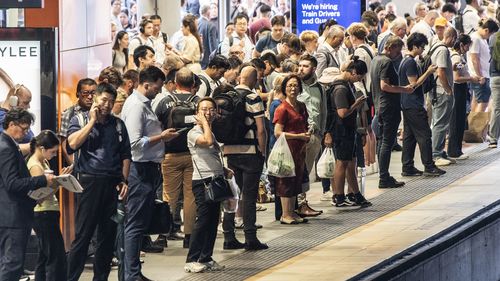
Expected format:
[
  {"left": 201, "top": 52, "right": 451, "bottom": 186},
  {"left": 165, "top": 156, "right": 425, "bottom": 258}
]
[
  {"left": 256, "top": 204, "right": 267, "bottom": 211},
  {"left": 448, "top": 154, "right": 469, "bottom": 160},
  {"left": 434, "top": 157, "right": 451, "bottom": 166},
  {"left": 184, "top": 262, "right": 207, "bottom": 273},
  {"left": 203, "top": 260, "right": 225, "bottom": 271},
  {"left": 378, "top": 177, "right": 405, "bottom": 189},
  {"left": 444, "top": 157, "right": 456, "bottom": 164},
  {"left": 352, "top": 193, "right": 373, "bottom": 208},
  {"left": 488, "top": 142, "right": 497, "bottom": 148},
  {"left": 423, "top": 167, "right": 446, "bottom": 177},
  {"left": 401, "top": 167, "right": 423, "bottom": 177},
  {"left": 320, "top": 191, "right": 334, "bottom": 201},
  {"left": 331, "top": 197, "right": 361, "bottom": 210}
]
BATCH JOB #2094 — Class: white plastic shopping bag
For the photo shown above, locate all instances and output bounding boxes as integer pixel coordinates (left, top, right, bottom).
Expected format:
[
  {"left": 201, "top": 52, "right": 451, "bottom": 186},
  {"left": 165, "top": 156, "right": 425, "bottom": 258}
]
[
  {"left": 267, "top": 134, "right": 296, "bottom": 178},
  {"left": 223, "top": 175, "right": 240, "bottom": 213},
  {"left": 316, "top": 147, "right": 335, "bottom": 178}
]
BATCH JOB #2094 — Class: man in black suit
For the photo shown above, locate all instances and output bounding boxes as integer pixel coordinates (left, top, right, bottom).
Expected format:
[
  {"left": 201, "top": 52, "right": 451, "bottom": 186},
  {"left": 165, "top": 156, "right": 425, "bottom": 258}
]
[
  {"left": 198, "top": 4, "right": 219, "bottom": 69},
  {"left": 0, "top": 108, "right": 54, "bottom": 280}
]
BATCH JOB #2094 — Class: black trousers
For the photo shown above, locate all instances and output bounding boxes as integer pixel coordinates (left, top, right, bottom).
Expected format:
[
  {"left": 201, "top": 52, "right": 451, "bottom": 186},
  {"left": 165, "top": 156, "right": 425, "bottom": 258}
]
[
  {"left": 402, "top": 108, "right": 435, "bottom": 171},
  {"left": 377, "top": 106, "right": 401, "bottom": 180},
  {"left": 447, "top": 83, "right": 468, "bottom": 157},
  {"left": 33, "top": 211, "right": 66, "bottom": 281},
  {"left": 67, "top": 175, "right": 120, "bottom": 281},
  {"left": 227, "top": 154, "right": 264, "bottom": 241},
  {"left": 0, "top": 227, "right": 30, "bottom": 280},
  {"left": 186, "top": 178, "right": 221, "bottom": 263}
]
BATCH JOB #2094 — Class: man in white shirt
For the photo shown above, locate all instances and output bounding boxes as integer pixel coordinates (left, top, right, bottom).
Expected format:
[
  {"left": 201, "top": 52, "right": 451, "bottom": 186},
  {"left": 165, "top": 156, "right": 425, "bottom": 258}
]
[
  {"left": 467, "top": 19, "right": 499, "bottom": 112},
  {"left": 128, "top": 19, "right": 155, "bottom": 70},
  {"left": 221, "top": 13, "right": 254, "bottom": 62},
  {"left": 314, "top": 26, "right": 345, "bottom": 78},
  {"left": 411, "top": 10, "right": 439, "bottom": 43},
  {"left": 462, "top": 0, "right": 481, "bottom": 35},
  {"left": 149, "top": 15, "right": 168, "bottom": 67},
  {"left": 196, "top": 55, "right": 230, "bottom": 98}
]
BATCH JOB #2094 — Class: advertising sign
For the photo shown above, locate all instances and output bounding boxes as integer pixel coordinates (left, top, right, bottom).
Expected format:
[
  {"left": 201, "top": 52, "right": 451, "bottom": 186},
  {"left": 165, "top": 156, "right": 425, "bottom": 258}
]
[
  {"left": 293, "top": 0, "right": 364, "bottom": 34},
  {"left": 0, "top": 40, "right": 42, "bottom": 134}
]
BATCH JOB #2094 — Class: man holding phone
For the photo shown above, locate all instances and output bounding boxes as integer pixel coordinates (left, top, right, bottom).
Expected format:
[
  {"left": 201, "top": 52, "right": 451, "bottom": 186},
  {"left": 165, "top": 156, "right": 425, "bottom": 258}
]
[{"left": 399, "top": 32, "right": 445, "bottom": 177}]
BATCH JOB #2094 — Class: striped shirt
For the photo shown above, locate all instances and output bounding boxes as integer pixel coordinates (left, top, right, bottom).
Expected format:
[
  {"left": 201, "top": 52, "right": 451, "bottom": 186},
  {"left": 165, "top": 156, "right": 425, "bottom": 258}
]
[{"left": 223, "top": 85, "right": 265, "bottom": 155}]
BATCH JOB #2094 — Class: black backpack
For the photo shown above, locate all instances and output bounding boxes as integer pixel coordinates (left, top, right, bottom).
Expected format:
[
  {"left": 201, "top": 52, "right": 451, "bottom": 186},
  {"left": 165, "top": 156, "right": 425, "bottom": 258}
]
[
  {"left": 419, "top": 43, "right": 446, "bottom": 94},
  {"left": 209, "top": 36, "right": 233, "bottom": 61},
  {"left": 454, "top": 9, "right": 473, "bottom": 34},
  {"left": 166, "top": 93, "right": 198, "bottom": 129},
  {"left": 212, "top": 88, "right": 249, "bottom": 144}
]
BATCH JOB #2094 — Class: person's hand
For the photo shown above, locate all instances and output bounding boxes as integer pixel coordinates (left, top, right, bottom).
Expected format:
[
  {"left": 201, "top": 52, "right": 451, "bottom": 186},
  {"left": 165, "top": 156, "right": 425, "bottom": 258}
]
[
  {"left": 324, "top": 133, "right": 333, "bottom": 148},
  {"left": 427, "top": 64, "right": 438, "bottom": 74},
  {"left": 45, "top": 173, "right": 55, "bottom": 187},
  {"left": 353, "top": 96, "right": 367, "bottom": 109},
  {"left": 194, "top": 111, "right": 209, "bottom": 126},
  {"left": 471, "top": 76, "right": 481, "bottom": 83},
  {"left": 402, "top": 85, "right": 414, "bottom": 94},
  {"left": 224, "top": 167, "right": 234, "bottom": 179},
  {"left": 479, "top": 77, "right": 486, "bottom": 85},
  {"left": 60, "top": 165, "right": 73, "bottom": 175},
  {"left": 362, "top": 134, "right": 367, "bottom": 146},
  {"left": 161, "top": 128, "right": 179, "bottom": 141},
  {"left": 302, "top": 132, "right": 311, "bottom": 142},
  {"left": 89, "top": 103, "right": 99, "bottom": 124},
  {"left": 116, "top": 182, "right": 128, "bottom": 201}
]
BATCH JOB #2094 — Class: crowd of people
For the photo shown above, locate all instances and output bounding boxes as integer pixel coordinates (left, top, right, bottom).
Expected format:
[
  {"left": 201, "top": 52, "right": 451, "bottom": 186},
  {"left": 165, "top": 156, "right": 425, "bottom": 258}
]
[{"left": 1, "top": 0, "right": 500, "bottom": 280}]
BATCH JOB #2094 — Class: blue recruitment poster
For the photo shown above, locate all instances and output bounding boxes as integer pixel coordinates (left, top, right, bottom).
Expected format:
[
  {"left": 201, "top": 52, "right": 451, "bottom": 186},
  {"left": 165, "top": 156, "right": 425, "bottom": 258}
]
[{"left": 294, "top": 0, "right": 363, "bottom": 34}]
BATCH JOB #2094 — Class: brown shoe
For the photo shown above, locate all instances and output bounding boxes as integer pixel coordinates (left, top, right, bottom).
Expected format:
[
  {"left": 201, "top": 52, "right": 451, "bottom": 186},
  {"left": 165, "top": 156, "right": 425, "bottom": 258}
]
[{"left": 296, "top": 202, "right": 322, "bottom": 217}]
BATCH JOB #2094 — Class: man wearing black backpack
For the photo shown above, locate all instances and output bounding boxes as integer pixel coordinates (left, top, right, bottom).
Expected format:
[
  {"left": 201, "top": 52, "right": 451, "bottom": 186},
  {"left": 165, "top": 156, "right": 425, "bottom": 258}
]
[
  {"left": 223, "top": 65, "right": 268, "bottom": 250},
  {"left": 196, "top": 55, "right": 230, "bottom": 98},
  {"left": 155, "top": 67, "right": 198, "bottom": 250}
]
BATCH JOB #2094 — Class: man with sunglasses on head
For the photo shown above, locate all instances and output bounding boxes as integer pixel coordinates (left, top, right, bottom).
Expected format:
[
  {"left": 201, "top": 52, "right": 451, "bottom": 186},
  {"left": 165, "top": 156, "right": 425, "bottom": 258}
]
[{"left": 59, "top": 78, "right": 97, "bottom": 166}]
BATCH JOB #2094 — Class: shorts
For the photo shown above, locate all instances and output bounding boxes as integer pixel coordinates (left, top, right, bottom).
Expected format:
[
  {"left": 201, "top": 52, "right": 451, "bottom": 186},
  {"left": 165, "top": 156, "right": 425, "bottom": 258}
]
[
  {"left": 470, "top": 78, "right": 491, "bottom": 103},
  {"left": 333, "top": 129, "right": 357, "bottom": 161}
]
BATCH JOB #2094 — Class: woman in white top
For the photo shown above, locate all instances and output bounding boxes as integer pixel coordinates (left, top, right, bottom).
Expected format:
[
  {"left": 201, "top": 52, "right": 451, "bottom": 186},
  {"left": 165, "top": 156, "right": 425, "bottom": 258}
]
[
  {"left": 180, "top": 14, "right": 203, "bottom": 74},
  {"left": 184, "top": 97, "right": 229, "bottom": 273},
  {"left": 28, "top": 130, "right": 71, "bottom": 281},
  {"left": 112, "top": 30, "right": 129, "bottom": 74}
]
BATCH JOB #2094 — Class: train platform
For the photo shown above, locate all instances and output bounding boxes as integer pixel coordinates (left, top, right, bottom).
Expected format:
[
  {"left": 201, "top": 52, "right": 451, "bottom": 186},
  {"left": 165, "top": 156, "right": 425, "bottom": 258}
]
[{"left": 81, "top": 142, "right": 500, "bottom": 281}]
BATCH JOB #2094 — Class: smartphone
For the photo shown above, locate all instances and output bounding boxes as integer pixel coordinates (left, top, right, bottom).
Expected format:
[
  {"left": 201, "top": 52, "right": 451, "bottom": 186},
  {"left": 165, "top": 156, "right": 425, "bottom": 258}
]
[{"left": 176, "top": 127, "right": 190, "bottom": 134}]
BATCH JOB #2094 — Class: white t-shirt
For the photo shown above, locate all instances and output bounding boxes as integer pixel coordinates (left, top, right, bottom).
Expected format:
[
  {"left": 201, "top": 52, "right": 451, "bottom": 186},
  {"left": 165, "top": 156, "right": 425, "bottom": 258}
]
[
  {"left": 467, "top": 32, "right": 490, "bottom": 78},
  {"left": 128, "top": 35, "right": 154, "bottom": 59},
  {"left": 462, "top": 5, "right": 480, "bottom": 35},
  {"left": 353, "top": 44, "right": 375, "bottom": 95},
  {"left": 150, "top": 33, "right": 167, "bottom": 65},
  {"left": 188, "top": 126, "right": 224, "bottom": 180}
]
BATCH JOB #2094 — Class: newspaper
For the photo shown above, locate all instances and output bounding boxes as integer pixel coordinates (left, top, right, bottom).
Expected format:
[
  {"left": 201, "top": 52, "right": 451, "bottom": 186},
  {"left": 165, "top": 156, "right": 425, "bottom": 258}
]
[{"left": 28, "top": 174, "right": 83, "bottom": 200}]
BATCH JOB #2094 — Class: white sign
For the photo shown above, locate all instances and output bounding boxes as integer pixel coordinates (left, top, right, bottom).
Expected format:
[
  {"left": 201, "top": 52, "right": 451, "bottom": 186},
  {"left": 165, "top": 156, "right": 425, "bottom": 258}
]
[{"left": 0, "top": 41, "right": 41, "bottom": 134}]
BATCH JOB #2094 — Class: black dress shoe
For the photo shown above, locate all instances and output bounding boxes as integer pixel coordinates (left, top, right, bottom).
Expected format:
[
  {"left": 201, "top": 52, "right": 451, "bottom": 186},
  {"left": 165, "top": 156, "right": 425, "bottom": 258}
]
[
  {"left": 167, "top": 231, "right": 185, "bottom": 241},
  {"left": 152, "top": 234, "right": 167, "bottom": 248},
  {"left": 379, "top": 177, "right": 405, "bottom": 189},
  {"left": 223, "top": 239, "right": 245, "bottom": 250},
  {"left": 392, "top": 143, "right": 403, "bottom": 151},
  {"left": 142, "top": 236, "right": 164, "bottom": 253},
  {"left": 137, "top": 272, "right": 154, "bottom": 281},
  {"left": 245, "top": 240, "right": 269, "bottom": 251},
  {"left": 424, "top": 167, "right": 446, "bottom": 177},
  {"left": 401, "top": 167, "right": 423, "bottom": 177}
]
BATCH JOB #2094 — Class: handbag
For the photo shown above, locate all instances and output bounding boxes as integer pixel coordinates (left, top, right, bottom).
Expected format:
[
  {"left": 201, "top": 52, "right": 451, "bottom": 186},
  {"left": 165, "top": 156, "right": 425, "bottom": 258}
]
[
  {"left": 192, "top": 152, "right": 233, "bottom": 203},
  {"left": 146, "top": 200, "right": 172, "bottom": 235}
]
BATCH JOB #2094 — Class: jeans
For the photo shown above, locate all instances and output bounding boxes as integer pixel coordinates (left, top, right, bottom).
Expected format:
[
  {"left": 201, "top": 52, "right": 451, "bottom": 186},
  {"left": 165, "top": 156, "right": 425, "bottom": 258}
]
[
  {"left": 33, "top": 211, "right": 66, "bottom": 281},
  {"left": 124, "top": 162, "right": 161, "bottom": 281},
  {"left": 226, "top": 154, "right": 264, "bottom": 241},
  {"left": 186, "top": 178, "right": 221, "bottom": 263},
  {"left": 431, "top": 91, "right": 454, "bottom": 158},
  {"left": 488, "top": 77, "right": 500, "bottom": 143},
  {"left": 448, "top": 83, "right": 468, "bottom": 157},
  {"left": 402, "top": 108, "right": 434, "bottom": 170},
  {"left": 67, "top": 175, "right": 120, "bottom": 281},
  {"left": 377, "top": 106, "right": 401, "bottom": 180},
  {"left": 0, "top": 227, "right": 30, "bottom": 280}
]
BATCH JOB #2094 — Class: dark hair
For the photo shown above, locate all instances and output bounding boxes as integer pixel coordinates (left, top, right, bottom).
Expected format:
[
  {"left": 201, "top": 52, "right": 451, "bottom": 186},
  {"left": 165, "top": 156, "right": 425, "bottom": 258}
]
[
  {"left": 208, "top": 55, "right": 230, "bottom": 69},
  {"left": 299, "top": 53, "right": 318, "bottom": 68},
  {"left": 166, "top": 69, "right": 177, "bottom": 84},
  {"left": 149, "top": 14, "right": 161, "bottom": 21},
  {"left": 228, "top": 56, "right": 243, "bottom": 69},
  {"left": 465, "top": 0, "right": 472, "bottom": 4},
  {"left": 234, "top": 13, "right": 249, "bottom": 24},
  {"left": 407, "top": 32, "right": 429, "bottom": 50},
  {"left": 386, "top": 13, "right": 397, "bottom": 23},
  {"left": 441, "top": 3, "right": 457, "bottom": 14},
  {"left": 362, "top": 10, "right": 379, "bottom": 27},
  {"left": 259, "top": 3, "right": 271, "bottom": 14},
  {"left": 123, "top": 69, "right": 139, "bottom": 84},
  {"left": 271, "top": 15, "right": 286, "bottom": 26},
  {"left": 139, "top": 66, "right": 166, "bottom": 84},
  {"left": 112, "top": 31, "right": 129, "bottom": 68},
  {"left": 281, "top": 74, "right": 303, "bottom": 96},
  {"left": 280, "top": 58, "right": 299, "bottom": 73},
  {"left": 182, "top": 14, "right": 203, "bottom": 54},
  {"left": 284, "top": 11, "right": 290, "bottom": 20},
  {"left": 225, "top": 21, "right": 234, "bottom": 28},
  {"left": 479, "top": 19, "right": 499, "bottom": 34},
  {"left": 345, "top": 56, "right": 368, "bottom": 75},
  {"left": 212, "top": 83, "right": 236, "bottom": 97},
  {"left": 196, "top": 97, "right": 217, "bottom": 112},
  {"left": 3, "top": 108, "right": 34, "bottom": 130},
  {"left": 98, "top": 67, "right": 123, "bottom": 89},
  {"left": 250, "top": 58, "right": 266, "bottom": 70},
  {"left": 261, "top": 52, "right": 278, "bottom": 67},
  {"left": 96, "top": 82, "right": 118, "bottom": 100},
  {"left": 318, "top": 18, "right": 338, "bottom": 35},
  {"left": 133, "top": 45, "right": 155, "bottom": 68},
  {"left": 29, "top": 130, "right": 59, "bottom": 157},
  {"left": 76, "top": 78, "right": 97, "bottom": 96},
  {"left": 139, "top": 19, "right": 153, "bottom": 34},
  {"left": 453, "top": 34, "right": 472, "bottom": 50}
]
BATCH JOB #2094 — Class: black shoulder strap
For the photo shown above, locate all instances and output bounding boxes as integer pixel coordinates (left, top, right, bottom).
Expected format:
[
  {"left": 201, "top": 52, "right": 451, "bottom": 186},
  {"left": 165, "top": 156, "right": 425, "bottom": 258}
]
[
  {"left": 359, "top": 45, "right": 374, "bottom": 60},
  {"left": 198, "top": 75, "right": 212, "bottom": 97}
]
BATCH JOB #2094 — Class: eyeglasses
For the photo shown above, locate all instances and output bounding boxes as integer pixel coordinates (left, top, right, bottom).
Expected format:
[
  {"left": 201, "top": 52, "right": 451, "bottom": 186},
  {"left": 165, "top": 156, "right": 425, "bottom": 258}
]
[
  {"left": 80, "top": 90, "right": 96, "bottom": 97},
  {"left": 15, "top": 123, "right": 30, "bottom": 133},
  {"left": 286, "top": 84, "right": 299, "bottom": 89},
  {"left": 200, "top": 108, "right": 216, "bottom": 113}
]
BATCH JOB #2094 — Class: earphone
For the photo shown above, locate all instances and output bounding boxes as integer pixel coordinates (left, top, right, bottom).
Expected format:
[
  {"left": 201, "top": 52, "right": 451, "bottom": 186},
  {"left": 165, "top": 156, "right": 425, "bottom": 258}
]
[
  {"left": 8, "top": 84, "right": 23, "bottom": 108},
  {"left": 139, "top": 19, "right": 151, "bottom": 34}
]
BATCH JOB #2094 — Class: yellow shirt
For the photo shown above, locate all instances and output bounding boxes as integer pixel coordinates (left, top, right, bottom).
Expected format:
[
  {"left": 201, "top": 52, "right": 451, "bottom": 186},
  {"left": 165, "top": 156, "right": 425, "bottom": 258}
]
[{"left": 27, "top": 157, "right": 60, "bottom": 212}]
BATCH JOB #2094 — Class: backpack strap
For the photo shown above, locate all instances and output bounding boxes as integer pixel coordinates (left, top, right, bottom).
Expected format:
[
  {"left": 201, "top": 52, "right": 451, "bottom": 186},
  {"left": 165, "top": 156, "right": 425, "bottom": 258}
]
[
  {"left": 358, "top": 45, "right": 374, "bottom": 60},
  {"left": 198, "top": 75, "right": 212, "bottom": 97}
]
